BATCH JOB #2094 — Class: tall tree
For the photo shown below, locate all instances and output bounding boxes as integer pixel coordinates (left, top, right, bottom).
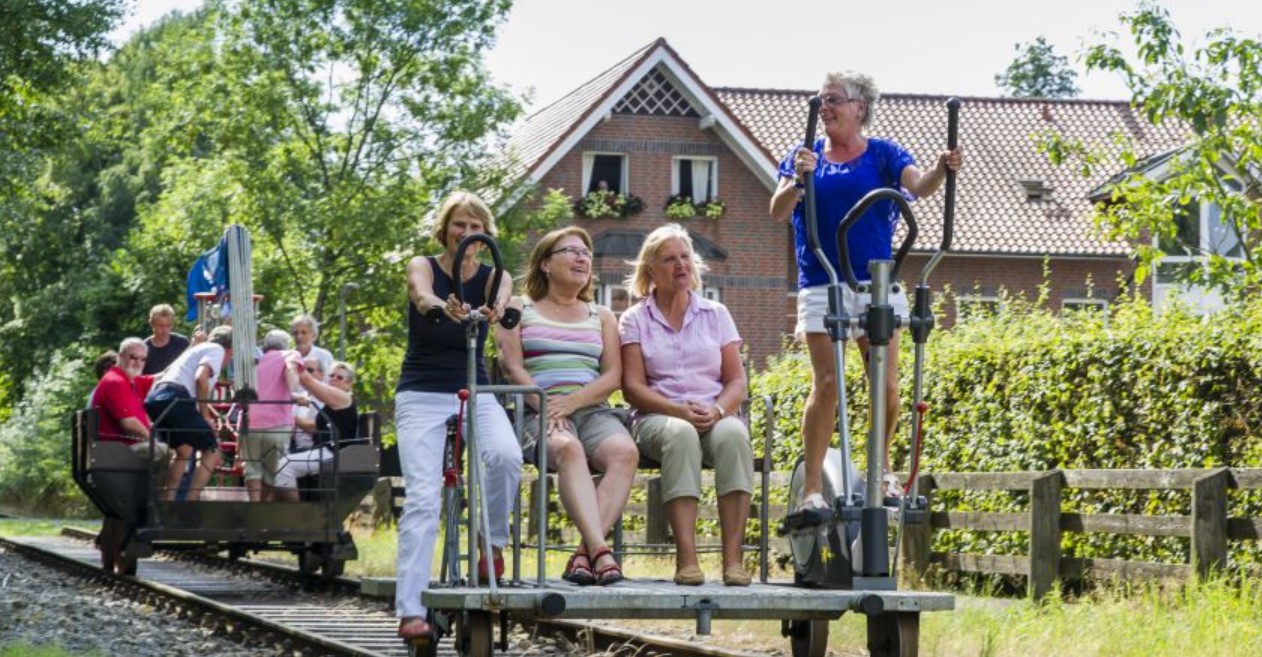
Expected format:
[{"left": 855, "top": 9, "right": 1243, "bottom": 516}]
[
  {"left": 1039, "top": 3, "right": 1261, "bottom": 297},
  {"left": 995, "top": 36, "right": 1080, "bottom": 98}
]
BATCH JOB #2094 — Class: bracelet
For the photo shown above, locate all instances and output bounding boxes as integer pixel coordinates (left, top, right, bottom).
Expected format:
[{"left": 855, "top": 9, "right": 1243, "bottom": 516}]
[{"left": 714, "top": 404, "right": 726, "bottom": 419}]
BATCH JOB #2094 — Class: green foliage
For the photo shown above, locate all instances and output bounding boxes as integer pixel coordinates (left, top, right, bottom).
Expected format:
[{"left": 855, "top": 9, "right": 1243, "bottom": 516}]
[
  {"left": 1042, "top": 4, "right": 1262, "bottom": 296},
  {"left": 751, "top": 292, "right": 1262, "bottom": 569},
  {"left": 995, "top": 36, "right": 1080, "bottom": 98},
  {"left": 0, "top": 346, "right": 94, "bottom": 516}
]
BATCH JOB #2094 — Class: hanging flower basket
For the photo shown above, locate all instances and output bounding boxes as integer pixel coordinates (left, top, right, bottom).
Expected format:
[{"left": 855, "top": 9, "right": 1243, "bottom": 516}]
[
  {"left": 699, "top": 197, "right": 726, "bottom": 219},
  {"left": 664, "top": 194, "right": 697, "bottom": 219}
]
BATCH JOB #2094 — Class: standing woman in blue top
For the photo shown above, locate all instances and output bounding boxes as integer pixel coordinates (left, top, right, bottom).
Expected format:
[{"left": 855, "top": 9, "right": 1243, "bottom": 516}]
[
  {"left": 769, "top": 72, "right": 963, "bottom": 509},
  {"left": 394, "top": 191, "right": 522, "bottom": 640}
]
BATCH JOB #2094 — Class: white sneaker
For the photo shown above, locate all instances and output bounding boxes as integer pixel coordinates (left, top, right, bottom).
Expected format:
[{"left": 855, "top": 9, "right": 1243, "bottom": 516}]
[
  {"left": 882, "top": 473, "right": 902, "bottom": 499},
  {"left": 797, "top": 492, "right": 830, "bottom": 513}
]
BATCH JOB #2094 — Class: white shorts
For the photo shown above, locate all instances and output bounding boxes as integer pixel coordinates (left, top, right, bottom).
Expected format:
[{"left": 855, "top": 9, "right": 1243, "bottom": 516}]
[{"left": 795, "top": 283, "right": 909, "bottom": 341}]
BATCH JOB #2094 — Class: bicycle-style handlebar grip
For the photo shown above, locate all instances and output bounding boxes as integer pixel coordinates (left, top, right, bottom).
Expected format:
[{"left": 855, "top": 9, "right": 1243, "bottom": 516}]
[{"left": 942, "top": 97, "right": 960, "bottom": 253}]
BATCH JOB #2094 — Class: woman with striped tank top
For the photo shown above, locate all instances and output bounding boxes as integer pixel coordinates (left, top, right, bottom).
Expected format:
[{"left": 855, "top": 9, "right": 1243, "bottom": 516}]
[{"left": 498, "top": 227, "right": 639, "bottom": 586}]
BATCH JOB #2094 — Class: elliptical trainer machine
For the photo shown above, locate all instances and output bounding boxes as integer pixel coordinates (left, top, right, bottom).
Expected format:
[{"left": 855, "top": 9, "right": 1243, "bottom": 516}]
[{"left": 781, "top": 96, "right": 959, "bottom": 592}]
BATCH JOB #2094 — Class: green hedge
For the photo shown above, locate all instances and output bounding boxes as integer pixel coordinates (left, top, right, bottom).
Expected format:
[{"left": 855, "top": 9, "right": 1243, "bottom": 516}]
[{"left": 749, "top": 293, "right": 1262, "bottom": 571}]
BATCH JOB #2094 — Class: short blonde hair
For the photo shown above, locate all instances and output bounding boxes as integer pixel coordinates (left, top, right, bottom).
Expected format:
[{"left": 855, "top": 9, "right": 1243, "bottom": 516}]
[
  {"left": 148, "top": 304, "right": 176, "bottom": 322},
  {"left": 822, "top": 71, "right": 880, "bottom": 128},
  {"left": 522, "top": 226, "right": 596, "bottom": 302},
  {"left": 331, "top": 361, "right": 356, "bottom": 384},
  {"left": 432, "top": 191, "right": 497, "bottom": 246},
  {"left": 624, "top": 224, "right": 708, "bottom": 299}
]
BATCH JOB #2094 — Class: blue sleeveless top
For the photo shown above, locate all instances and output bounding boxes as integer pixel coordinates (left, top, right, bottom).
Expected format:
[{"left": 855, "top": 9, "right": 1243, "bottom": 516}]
[{"left": 396, "top": 256, "right": 492, "bottom": 394}]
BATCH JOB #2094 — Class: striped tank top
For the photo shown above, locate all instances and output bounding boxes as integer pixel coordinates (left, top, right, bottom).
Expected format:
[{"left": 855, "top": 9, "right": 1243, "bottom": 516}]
[{"left": 520, "top": 299, "right": 602, "bottom": 396}]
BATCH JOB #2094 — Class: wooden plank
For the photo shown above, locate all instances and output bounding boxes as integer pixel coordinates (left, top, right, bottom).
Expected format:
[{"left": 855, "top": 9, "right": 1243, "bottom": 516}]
[
  {"left": 1061, "top": 469, "right": 1202, "bottom": 490},
  {"left": 929, "top": 471, "right": 1039, "bottom": 491},
  {"left": 1028, "top": 472, "right": 1063, "bottom": 599},
  {"left": 1227, "top": 517, "right": 1262, "bottom": 540},
  {"left": 1060, "top": 557, "right": 1190, "bottom": 581},
  {"left": 930, "top": 511, "right": 1025, "bottom": 532},
  {"left": 1060, "top": 513, "right": 1190, "bottom": 538},
  {"left": 645, "top": 476, "right": 668, "bottom": 545},
  {"left": 930, "top": 552, "right": 1029, "bottom": 576},
  {"left": 1192, "top": 468, "right": 1230, "bottom": 579},
  {"left": 1229, "top": 469, "right": 1262, "bottom": 490}
]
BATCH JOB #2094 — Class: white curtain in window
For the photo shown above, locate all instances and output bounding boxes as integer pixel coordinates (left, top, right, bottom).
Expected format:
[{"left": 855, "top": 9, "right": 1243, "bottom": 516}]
[
  {"left": 581, "top": 153, "right": 595, "bottom": 194},
  {"left": 691, "top": 160, "right": 711, "bottom": 202}
]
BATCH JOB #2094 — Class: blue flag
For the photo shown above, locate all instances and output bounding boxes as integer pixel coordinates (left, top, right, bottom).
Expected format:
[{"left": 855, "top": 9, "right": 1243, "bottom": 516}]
[{"left": 185, "top": 235, "right": 230, "bottom": 321}]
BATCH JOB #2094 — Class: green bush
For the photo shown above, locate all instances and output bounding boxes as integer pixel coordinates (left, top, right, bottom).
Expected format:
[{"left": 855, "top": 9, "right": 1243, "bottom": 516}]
[
  {"left": 750, "top": 292, "right": 1262, "bottom": 570},
  {"left": 0, "top": 345, "right": 96, "bottom": 516}
]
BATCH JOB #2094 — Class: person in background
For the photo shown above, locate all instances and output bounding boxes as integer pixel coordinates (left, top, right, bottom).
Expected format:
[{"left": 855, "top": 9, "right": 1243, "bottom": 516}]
[
  {"left": 291, "top": 314, "right": 334, "bottom": 376},
  {"left": 497, "top": 226, "right": 638, "bottom": 586},
  {"left": 144, "top": 325, "right": 231, "bottom": 501},
  {"left": 394, "top": 191, "right": 520, "bottom": 640},
  {"left": 274, "top": 361, "right": 359, "bottom": 502},
  {"left": 619, "top": 224, "right": 753, "bottom": 587},
  {"left": 769, "top": 70, "right": 963, "bottom": 504},
  {"left": 143, "top": 304, "right": 191, "bottom": 375},
  {"left": 241, "top": 329, "right": 302, "bottom": 501},
  {"left": 291, "top": 356, "right": 325, "bottom": 454},
  {"left": 87, "top": 350, "right": 119, "bottom": 409}
]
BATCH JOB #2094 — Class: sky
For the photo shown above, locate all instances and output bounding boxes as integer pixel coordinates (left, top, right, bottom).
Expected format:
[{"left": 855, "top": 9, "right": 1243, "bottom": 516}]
[{"left": 110, "top": 0, "right": 1262, "bottom": 112}]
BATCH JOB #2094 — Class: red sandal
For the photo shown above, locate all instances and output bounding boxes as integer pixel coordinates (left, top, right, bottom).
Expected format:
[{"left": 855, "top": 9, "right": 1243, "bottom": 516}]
[
  {"left": 398, "top": 616, "right": 434, "bottom": 640},
  {"left": 590, "top": 546, "right": 624, "bottom": 586},
  {"left": 562, "top": 549, "right": 597, "bottom": 585}
]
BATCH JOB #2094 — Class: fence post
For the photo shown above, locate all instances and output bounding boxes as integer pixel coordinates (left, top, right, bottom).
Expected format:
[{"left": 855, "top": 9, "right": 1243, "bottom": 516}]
[
  {"left": 1191, "top": 467, "right": 1230, "bottom": 580},
  {"left": 645, "top": 475, "right": 669, "bottom": 545},
  {"left": 901, "top": 474, "right": 935, "bottom": 583},
  {"left": 1028, "top": 470, "right": 1063, "bottom": 600}
]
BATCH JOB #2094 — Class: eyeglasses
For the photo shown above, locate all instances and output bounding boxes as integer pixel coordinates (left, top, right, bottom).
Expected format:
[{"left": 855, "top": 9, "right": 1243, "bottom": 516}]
[
  {"left": 819, "top": 93, "right": 860, "bottom": 107},
  {"left": 124, "top": 354, "right": 147, "bottom": 362},
  {"left": 550, "top": 246, "right": 593, "bottom": 260}
]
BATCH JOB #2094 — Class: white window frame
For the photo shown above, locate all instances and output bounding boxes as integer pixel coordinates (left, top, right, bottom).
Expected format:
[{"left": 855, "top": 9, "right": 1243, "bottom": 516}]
[
  {"left": 581, "top": 152, "right": 629, "bottom": 196},
  {"left": 670, "top": 156, "right": 718, "bottom": 202},
  {"left": 956, "top": 294, "right": 1002, "bottom": 321},
  {"left": 597, "top": 283, "right": 633, "bottom": 315},
  {"left": 1152, "top": 200, "right": 1242, "bottom": 314},
  {"left": 701, "top": 286, "right": 721, "bottom": 303}
]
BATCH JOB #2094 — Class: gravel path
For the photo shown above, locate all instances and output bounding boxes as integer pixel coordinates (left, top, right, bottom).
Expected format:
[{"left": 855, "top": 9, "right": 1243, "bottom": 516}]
[{"left": 0, "top": 544, "right": 259, "bottom": 656}]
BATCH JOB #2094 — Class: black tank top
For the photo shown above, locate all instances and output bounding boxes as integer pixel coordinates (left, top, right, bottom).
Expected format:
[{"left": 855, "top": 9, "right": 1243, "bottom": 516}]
[
  {"left": 316, "top": 402, "right": 359, "bottom": 450},
  {"left": 396, "top": 256, "right": 491, "bottom": 394}
]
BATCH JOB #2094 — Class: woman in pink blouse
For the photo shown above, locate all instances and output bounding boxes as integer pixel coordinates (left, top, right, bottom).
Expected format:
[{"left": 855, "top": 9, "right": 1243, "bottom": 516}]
[{"left": 618, "top": 224, "right": 754, "bottom": 587}]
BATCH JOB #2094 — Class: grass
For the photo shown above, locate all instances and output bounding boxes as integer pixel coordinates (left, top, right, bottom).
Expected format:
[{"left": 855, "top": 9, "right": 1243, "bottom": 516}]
[
  {"left": 0, "top": 517, "right": 91, "bottom": 538},
  {"left": 0, "top": 646, "right": 99, "bottom": 657}
]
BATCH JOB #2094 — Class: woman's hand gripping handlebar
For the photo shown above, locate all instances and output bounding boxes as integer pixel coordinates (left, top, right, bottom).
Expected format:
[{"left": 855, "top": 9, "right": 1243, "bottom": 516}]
[{"left": 424, "top": 234, "right": 522, "bottom": 329}]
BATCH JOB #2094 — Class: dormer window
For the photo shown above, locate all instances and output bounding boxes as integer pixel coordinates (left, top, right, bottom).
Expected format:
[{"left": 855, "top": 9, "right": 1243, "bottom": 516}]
[{"left": 1020, "top": 179, "right": 1053, "bottom": 202}]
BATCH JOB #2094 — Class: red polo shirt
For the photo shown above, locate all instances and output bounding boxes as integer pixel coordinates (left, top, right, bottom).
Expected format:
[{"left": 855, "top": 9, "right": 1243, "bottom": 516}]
[{"left": 91, "top": 366, "right": 152, "bottom": 442}]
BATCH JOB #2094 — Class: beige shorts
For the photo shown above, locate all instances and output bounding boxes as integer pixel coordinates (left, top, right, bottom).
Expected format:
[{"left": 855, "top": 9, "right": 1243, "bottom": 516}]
[
  {"left": 795, "top": 283, "right": 910, "bottom": 341},
  {"left": 632, "top": 414, "right": 753, "bottom": 502},
  {"left": 520, "top": 402, "right": 631, "bottom": 462},
  {"left": 241, "top": 425, "right": 292, "bottom": 484}
]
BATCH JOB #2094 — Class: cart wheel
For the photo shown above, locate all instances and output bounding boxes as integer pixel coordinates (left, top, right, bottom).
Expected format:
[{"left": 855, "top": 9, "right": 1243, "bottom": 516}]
[
  {"left": 867, "top": 612, "right": 919, "bottom": 657},
  {"left": 299, "top": 551, "right": 322, "bottom": 576},
  {"left": 788, "top": 619, "right": 829, "bottom": 657},
  {"left": 456, "top": 611, "right": 494, "bottom": 657},
  {"left": 322, "top": 557, "right": 345, "bottom": 578},
  {"left": 406, "top": 634, "right": 439, "bottom": 657}
]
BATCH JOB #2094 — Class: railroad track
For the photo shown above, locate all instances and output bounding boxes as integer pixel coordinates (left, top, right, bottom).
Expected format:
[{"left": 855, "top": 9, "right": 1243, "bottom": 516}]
[{"left": 2, "top": 528, "right": 774, "bottom": 657}]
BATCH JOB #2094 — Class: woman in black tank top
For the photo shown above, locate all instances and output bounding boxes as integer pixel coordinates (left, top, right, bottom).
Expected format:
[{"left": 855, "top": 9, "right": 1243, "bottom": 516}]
[{"left": 393, "top": 192, "right": 523, "bottom": 640}]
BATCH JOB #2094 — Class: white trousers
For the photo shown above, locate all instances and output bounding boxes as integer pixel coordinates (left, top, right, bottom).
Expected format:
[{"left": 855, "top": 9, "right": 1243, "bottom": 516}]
[
  {"left": 273, "top": 446, "right": 334, "bottom": 489},
  {"left": 394, "top": 390, "right": 523, "bottom": 619}
]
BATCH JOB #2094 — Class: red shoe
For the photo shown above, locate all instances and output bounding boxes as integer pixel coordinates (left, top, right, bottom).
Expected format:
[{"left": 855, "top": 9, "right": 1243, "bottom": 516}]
[
  {"left": 590, "top": 546, "right": 624, "bottom": 586},
  {"left": 398, "top": 617, "right": 434, "bottom": 640},
  {"left": 477, "top": 551, "right": 504, "bottom": 582}
]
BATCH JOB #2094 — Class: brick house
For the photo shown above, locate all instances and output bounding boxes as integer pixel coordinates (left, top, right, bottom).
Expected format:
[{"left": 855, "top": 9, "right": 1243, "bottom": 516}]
[{"left": 502, "top": 39, "right": 1191, "bottom": 367}]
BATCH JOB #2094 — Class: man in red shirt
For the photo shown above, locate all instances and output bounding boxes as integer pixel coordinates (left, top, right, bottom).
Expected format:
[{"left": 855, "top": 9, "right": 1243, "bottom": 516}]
[{"left": 92, "top": 337, "right": 157, "bottom": 445}]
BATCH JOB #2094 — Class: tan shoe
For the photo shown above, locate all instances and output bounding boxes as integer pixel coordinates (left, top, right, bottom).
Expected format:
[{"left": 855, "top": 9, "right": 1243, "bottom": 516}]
[
  {"left": 723, "top": 566, "right": 752, "bottom": 587},
  {"left": 673, "top": 564, "right": 705, "bottom": 586}
]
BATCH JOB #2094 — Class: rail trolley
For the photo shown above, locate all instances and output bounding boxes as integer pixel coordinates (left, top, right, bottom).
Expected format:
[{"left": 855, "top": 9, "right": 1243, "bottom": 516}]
[
  {"left": 410, "top": 120, "right": 961, "bottom": 656},
  {"left": 72, "top": 225, "right": 380, "bottom": 578}
]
